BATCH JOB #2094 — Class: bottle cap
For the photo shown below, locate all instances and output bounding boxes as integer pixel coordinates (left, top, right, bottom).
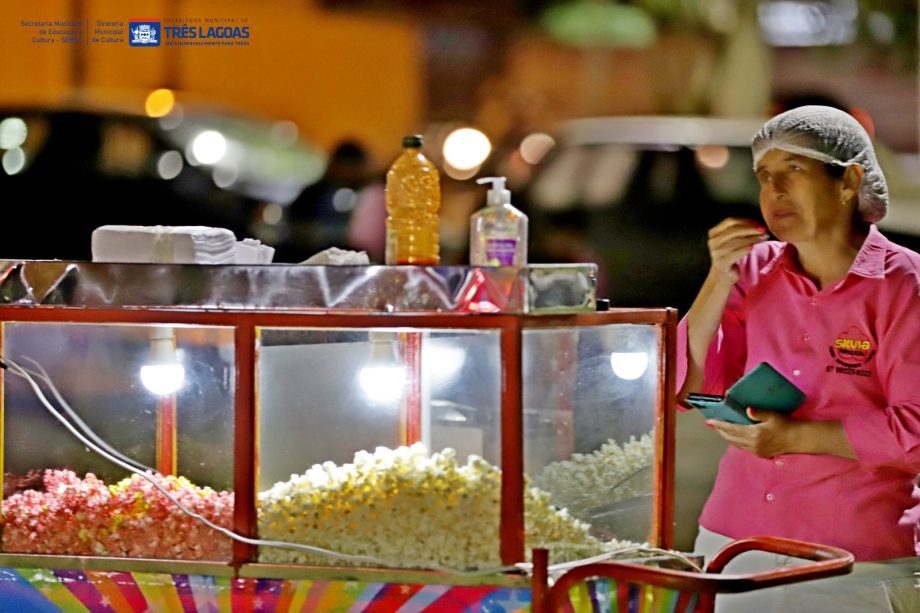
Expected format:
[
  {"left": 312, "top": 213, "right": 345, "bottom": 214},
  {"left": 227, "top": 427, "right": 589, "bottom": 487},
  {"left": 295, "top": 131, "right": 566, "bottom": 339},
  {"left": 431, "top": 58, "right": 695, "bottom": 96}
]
[
  {"left": 402, "top": 135, "right": 423, "bottom": 148},
  {"left": 476, "top": 176, "right": 511, "bottom": 206}
]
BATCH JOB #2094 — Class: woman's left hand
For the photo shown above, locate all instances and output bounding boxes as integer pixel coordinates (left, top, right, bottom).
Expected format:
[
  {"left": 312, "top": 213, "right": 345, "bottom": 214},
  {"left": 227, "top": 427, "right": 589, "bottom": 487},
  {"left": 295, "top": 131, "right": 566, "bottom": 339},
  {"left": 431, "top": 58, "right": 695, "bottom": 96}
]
[{"left": 707, "top": 408, "right": 799, "bottom": 458}]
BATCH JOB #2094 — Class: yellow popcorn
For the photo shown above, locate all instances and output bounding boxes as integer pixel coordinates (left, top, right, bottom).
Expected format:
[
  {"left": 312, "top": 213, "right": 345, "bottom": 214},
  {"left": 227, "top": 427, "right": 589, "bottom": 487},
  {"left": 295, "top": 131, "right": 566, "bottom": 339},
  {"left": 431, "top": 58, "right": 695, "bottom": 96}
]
[{"left": 257, "top": 444, "right": 637, "bottom": 570}]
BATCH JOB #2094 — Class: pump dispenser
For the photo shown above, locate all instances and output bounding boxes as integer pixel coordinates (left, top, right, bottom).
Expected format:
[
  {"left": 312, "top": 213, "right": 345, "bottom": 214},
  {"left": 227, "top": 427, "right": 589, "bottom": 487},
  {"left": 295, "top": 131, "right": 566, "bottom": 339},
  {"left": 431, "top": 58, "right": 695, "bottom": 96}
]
[
  {"left": 481, "top": 176, "right": 511, "bottom": 207},
  {"left": 470, "top": 176, "right": 528, "bottom": 267}
]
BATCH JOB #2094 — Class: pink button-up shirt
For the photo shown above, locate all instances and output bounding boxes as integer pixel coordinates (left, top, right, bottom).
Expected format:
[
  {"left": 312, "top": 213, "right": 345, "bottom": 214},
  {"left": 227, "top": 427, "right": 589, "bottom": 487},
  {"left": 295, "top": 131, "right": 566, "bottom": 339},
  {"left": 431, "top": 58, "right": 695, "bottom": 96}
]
[{"left": 677, "top": 225, "right": 920, "bottom": 561}]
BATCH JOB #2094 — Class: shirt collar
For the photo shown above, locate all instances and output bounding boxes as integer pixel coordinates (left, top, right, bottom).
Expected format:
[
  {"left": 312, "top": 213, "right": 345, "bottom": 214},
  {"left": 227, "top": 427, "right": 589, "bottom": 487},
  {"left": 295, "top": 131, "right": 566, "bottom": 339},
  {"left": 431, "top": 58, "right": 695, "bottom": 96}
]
[
  {"left": 759, "top": 225, "right": 888, "bottom": 280},
  {"left": 849, "top": 225, "right": 887, "bottom": 279}
]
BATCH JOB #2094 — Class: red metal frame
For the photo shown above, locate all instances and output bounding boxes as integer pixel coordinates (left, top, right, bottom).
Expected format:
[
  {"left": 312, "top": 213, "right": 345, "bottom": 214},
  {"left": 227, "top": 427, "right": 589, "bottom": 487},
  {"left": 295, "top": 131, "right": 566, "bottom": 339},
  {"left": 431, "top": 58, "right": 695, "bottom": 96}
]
[
  {"left": 531, "top": 537, "right": 854, "bottom": 613},
  {"left": 233, "top": 324, "right": 257, "bottom": 566},
  {"left": 155, "top": 394, "right": 177, "bottom": 476},
  {"left": 399, "top": 331, "right": 423, "bottom": 445},
  {"left": 656, "top": 308, "right": 678, "bottom": 548},
  {"left": 500, "top": 316, "right": 524, "bottom": 565},
  {"left": 0, "top": 305, "right": 676, "bottom": 569}
]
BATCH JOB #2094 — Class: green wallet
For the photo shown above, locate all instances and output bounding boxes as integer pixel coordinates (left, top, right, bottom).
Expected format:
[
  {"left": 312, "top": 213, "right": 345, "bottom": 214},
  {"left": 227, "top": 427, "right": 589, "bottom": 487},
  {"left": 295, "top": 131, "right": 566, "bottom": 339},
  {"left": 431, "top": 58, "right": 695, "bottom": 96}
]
[{"left": 685, "top": 362, "right": 805, "bottom": 425}]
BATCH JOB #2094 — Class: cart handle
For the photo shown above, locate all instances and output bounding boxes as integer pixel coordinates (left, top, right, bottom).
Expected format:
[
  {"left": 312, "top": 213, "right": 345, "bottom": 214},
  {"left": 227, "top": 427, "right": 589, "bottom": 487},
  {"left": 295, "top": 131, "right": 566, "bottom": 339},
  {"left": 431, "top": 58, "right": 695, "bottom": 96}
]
[
  {"left": 531, "top": 538, "right": 853, "bottom": 613},
  {"left": 705, "top": 535, "right": 852, "bottom": 574}
]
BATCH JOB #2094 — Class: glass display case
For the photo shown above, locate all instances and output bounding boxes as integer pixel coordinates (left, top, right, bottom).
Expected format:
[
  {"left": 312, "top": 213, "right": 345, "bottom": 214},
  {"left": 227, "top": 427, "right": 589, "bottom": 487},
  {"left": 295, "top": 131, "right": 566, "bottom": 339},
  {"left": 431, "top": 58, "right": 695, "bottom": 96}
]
[
  {"left": 2, "top": 322, "right": 235, "bottom": 561},
  {"left": 0, "top": 261, "right": 675, "bottom": 575}
]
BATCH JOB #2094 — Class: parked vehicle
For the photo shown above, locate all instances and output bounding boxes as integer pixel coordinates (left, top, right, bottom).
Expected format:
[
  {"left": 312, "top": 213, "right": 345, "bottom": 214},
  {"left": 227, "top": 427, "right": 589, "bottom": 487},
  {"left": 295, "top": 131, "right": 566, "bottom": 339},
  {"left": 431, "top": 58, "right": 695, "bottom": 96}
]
[{"left": 0, "top": 103, "right": 324, "bottom": 261}]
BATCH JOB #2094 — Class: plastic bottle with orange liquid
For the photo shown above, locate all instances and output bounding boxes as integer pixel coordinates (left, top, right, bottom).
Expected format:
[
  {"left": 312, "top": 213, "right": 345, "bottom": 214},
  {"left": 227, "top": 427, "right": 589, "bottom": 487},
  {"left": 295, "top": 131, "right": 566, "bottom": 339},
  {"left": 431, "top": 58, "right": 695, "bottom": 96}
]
[{"left": 385, "top": 135, "right": 441, "bottom": 265}]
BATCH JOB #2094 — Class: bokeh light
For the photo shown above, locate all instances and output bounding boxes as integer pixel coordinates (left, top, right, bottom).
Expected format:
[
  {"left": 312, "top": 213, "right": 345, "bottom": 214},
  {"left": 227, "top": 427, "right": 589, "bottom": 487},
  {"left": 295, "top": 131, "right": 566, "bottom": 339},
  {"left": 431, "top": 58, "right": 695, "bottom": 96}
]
[
  {"left": 145, "top": 89, "right": 176, "bottom": 118},
  {"left": 1, "top": 147, "right": 26, "bottom": 175},
  {"left": 0, "top": 117, "right": 27, "bottom": 149},
  {"left": 213, "top": 164, "right": 239, "bottom": 188},
  {"left": 190, "top": 130, "right": 227, "bottom": 165},
  {"left": 520, "top": 132, "right": 556, "bottom": 165},
  {"left": 695, "top": 145, "right": 730, "bottom": 169},
  {"left": 262, "top": 203, "right": 283, "bottom": 225},
  {"left": 156, "top": 151, "right": 183, "bottom": 180},
  {"left": 442, "top": 128, "right": 491, "bottom": 171}
]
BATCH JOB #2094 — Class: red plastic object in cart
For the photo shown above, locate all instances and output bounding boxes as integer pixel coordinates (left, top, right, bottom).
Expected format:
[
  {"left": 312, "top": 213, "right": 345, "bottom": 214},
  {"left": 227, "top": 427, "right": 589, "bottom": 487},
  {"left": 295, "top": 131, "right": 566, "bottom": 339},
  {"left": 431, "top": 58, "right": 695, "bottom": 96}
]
[{"left": 531, "top": 536, "right": 854, "bottom": 613}]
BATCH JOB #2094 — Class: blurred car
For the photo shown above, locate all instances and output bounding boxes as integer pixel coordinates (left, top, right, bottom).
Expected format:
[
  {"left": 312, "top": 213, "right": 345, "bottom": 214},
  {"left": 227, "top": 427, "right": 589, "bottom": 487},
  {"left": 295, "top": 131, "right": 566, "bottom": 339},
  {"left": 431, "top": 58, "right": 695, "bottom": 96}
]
[
  {"left": 519, "top": 115, "right": 920, "bottom": 314},
  {"left": 519, "top": 116, "right": 764, "bottom": 314},
  {"left": 0, "top": 102, "right": 325, "bottom": 261}
]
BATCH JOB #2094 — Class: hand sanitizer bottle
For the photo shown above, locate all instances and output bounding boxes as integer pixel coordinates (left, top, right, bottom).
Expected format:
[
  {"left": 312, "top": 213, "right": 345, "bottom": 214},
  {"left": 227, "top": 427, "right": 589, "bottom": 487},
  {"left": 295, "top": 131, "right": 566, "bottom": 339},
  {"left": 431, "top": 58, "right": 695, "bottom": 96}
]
[{"left": 470, "top": 177, "right": 528, "bottom": 267}]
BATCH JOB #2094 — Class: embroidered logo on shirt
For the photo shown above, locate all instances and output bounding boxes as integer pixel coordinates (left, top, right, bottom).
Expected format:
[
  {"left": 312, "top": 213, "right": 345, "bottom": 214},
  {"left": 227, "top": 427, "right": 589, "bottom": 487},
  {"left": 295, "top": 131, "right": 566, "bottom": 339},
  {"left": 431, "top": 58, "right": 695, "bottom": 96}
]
[{"left": 827, "top": 325, "right": 875, "bottom": 377}]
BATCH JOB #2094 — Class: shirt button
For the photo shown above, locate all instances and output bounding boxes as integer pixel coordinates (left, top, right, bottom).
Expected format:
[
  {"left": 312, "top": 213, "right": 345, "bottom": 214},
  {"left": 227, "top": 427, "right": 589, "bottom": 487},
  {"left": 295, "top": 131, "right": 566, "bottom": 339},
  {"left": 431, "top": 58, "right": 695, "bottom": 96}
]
[
  {"left": 775, "top": 459, "right": 784, "bottom": 467},
  {"left": 793, "top": 369, "right": 801, "bottom": 377},
  {"left": 810, "top": 298, "right": 818, "bottom": 306},
  {"left": 766, "top": 493, "right": 775, "bottom": 501},
  {"left": 802, "top": 334, "right": 810, "bottom": 342}
]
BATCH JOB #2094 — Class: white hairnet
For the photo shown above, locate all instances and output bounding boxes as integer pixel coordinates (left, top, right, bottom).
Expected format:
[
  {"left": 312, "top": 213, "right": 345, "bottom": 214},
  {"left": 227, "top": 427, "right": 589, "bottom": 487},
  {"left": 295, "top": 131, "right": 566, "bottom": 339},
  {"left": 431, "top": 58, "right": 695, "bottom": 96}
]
[{"left": 752, "top": 105, "right": 888, "bottom": 223}]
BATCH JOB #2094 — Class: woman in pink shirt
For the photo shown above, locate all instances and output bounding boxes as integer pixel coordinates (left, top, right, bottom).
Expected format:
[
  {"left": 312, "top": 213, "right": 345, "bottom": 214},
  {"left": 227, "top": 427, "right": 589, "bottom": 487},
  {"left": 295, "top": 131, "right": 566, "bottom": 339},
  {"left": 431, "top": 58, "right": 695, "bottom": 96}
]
[{"left": 678, "top": 106, "right": 920, "bottom": 568}]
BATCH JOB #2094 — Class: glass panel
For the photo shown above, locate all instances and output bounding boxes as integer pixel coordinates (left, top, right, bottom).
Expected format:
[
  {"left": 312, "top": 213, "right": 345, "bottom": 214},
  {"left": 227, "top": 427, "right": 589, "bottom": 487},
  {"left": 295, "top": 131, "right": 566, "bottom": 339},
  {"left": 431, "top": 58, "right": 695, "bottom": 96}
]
[
  {"left": 1, "top": 322, "right": 235, "bottom": 561},
  {"left": 524, "top": 323, "right": 659, "bottom": 553},
  {"left": 256, "top": 327, "right": 502, "bottom": 569}
]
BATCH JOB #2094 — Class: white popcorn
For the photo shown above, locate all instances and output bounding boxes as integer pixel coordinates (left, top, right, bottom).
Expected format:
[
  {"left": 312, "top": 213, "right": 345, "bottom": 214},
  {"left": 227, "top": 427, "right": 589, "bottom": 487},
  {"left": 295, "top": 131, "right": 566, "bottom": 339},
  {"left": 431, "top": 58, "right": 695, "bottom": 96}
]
[
  {"left": 531, "top": 433, "right": 655, "bottom": 537},
  {"left": 256, "top": 444, "right": 639, "bottom": 570}
]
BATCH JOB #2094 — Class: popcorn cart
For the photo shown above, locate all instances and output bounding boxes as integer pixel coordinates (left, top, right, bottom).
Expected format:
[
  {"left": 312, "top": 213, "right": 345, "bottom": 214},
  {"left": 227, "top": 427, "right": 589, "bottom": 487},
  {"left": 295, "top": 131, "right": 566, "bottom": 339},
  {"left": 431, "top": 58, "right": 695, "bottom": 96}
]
[{"left": 0, "top": 261, "right": 677, "bottom": 610}]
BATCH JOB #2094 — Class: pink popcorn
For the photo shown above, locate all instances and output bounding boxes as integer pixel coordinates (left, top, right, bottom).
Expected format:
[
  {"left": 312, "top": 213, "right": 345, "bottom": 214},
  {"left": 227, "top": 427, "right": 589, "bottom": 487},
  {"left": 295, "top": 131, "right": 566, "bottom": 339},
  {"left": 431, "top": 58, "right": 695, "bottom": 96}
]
[{"left": 2, "top": 469, "right": 234, "bottom": 560}]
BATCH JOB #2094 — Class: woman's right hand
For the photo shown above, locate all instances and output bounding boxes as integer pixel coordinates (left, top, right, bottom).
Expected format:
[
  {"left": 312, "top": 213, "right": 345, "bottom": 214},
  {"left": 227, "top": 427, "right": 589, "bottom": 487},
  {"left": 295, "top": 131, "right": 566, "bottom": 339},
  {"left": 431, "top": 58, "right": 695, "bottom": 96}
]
[
  {"left": 707, "top": 218, "right": 769, "bottom": 285},
  {"left": 680, "top": 218, "right": 767, "bottom": 400},
  {"left": 680, "top": 218, "right": 765, "bottom": 399}
]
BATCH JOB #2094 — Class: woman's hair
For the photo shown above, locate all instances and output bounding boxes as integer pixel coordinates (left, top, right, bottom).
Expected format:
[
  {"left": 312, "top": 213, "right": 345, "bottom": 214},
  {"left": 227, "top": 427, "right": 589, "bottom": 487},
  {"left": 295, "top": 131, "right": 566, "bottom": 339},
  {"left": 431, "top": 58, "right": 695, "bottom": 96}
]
[{"left": 824, "top": 163, "right": 846, "bottom": 179}]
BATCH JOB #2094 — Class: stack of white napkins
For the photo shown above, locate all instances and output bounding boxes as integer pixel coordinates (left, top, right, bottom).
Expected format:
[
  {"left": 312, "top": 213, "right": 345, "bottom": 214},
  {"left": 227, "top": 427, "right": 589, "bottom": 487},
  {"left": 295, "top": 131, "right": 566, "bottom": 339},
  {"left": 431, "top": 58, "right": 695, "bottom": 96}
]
[
  {"left": 235, "top": 238, "right": 276, "bottom": 264},
  {"left": 91, "top": 225, "right": 275, "bottom": 264},
  {"left": 301, "top": 247, "right": 369, "bottom": 265}
]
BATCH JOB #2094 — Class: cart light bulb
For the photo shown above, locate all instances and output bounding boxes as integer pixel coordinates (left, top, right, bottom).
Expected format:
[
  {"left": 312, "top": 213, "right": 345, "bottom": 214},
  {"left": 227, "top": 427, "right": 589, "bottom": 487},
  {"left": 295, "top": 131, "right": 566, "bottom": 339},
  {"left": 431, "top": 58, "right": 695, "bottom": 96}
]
[
  {"left": 359, "top": 365, "right": 406, "bottom": 402},
  {"left": 141, "top": 363, "right": 185, "bottom": 395},
  {"left": 141, "top": 329, "right": 185, "bottom": 395},
  {"left": 610, "top": 351, "right": 648, "bottom": 380}
]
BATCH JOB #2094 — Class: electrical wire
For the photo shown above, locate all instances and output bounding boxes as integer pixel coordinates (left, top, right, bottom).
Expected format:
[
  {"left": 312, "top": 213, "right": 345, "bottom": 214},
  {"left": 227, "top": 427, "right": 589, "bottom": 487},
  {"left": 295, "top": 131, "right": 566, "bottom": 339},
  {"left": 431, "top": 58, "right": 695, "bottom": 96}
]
[
  {"left": 514, "top": 545, "right": 702, "bottom": 581},
  {"left": 17, "top": 357, "right": 152, "bottom": 473}
]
